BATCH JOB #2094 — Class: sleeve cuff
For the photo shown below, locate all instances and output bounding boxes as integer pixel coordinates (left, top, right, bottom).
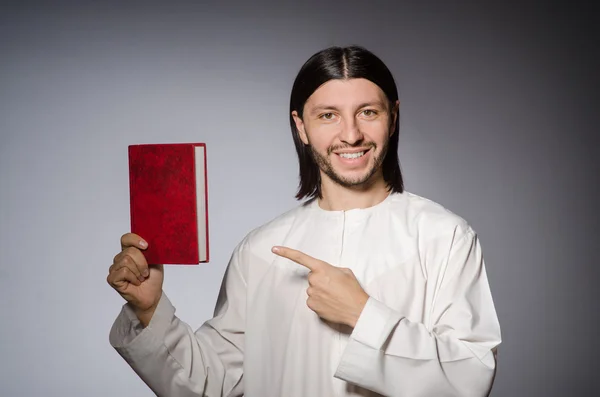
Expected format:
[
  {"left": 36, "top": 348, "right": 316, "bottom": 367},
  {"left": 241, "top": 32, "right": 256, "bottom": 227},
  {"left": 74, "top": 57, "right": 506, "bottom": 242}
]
[
  {"left": 109, "top": 292, "right": 176, "bottom": 349},
  {"left": 350, "top": 296, "right": 403, "bottom": 350}
]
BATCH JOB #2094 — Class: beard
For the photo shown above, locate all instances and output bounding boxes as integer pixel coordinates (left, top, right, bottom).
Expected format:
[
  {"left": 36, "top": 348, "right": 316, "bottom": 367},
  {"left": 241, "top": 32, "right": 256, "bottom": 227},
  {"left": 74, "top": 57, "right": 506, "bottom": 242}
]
[{"left": 309, "top": 140, "right": 389, "bottom": 188}]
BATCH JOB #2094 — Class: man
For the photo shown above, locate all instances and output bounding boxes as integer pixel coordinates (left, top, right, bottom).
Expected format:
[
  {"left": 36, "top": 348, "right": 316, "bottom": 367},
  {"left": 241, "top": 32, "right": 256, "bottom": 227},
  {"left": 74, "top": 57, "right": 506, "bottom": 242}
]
[{"left": 108, "top": 45, "right": 501, "bottom": 397}]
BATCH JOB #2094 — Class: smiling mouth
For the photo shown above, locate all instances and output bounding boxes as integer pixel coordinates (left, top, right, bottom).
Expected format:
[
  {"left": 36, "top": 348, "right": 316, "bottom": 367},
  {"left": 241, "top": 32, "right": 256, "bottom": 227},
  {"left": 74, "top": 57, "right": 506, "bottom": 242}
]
[
  {"left": 338, "top": 151, "right": 366, "bottom": 159},
  {"left": 335, "top": 147, "right": 372, "bottom": 159}
]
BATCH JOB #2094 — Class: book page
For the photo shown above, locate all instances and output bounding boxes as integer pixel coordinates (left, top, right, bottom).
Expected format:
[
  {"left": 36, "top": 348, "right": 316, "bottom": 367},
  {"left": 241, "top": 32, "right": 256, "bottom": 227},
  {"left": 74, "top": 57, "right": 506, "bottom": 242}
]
[{"left": 195, "top": 145, "right": 207, "bottom": 261}]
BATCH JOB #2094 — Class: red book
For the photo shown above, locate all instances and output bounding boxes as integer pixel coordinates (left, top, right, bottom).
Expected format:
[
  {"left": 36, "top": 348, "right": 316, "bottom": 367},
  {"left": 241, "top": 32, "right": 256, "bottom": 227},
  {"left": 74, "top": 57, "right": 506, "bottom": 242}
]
[{"left": 128, "top": 143, "right": 209, "bottom": 265}]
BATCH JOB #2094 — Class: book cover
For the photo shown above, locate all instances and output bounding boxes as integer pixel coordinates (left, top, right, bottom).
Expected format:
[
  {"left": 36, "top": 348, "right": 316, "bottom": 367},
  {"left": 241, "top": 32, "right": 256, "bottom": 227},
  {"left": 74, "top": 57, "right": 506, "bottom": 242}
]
[{"left": 128, "top": 143, "right": 209, "bottom": 265}]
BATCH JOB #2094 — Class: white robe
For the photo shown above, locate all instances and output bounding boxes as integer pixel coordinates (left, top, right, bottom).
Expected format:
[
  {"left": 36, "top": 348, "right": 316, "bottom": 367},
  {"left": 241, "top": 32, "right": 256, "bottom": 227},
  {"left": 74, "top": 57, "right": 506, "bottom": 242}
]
[{"left": 110, "top": 191, "right": 501, "bottom": 397}]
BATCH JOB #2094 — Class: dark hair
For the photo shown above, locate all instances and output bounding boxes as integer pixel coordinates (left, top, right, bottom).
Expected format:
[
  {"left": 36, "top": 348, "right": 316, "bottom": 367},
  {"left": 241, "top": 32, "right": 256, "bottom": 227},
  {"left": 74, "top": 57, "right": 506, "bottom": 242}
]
[{"left": 289, "top": 45, "right": 404, "bottom": 201}]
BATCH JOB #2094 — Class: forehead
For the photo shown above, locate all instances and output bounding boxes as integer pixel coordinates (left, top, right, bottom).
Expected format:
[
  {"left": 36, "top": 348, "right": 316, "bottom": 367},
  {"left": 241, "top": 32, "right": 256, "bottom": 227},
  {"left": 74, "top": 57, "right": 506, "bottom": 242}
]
[{"left": 305, "top": 78, "right": 387, "bottom": 108}]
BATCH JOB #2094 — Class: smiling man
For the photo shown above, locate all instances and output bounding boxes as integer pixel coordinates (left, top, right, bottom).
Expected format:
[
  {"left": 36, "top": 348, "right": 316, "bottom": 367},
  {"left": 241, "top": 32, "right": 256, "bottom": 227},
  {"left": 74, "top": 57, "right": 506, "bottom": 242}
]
[{"left": 108, "top": 46, "right": 501, "bottom": 397}]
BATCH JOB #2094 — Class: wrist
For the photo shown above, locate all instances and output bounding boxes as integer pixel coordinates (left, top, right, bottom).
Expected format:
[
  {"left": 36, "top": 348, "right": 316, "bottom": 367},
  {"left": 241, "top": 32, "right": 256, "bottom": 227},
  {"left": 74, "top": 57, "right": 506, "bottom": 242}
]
[
  {"left": 133, "top": 294, "right": 161, "bottom": 327},
  {"left": 348, "top": 292, "right": 369, "bottom": 328},
  {"left": 134, "top": 305, "right": 157, "bottom": 327}
]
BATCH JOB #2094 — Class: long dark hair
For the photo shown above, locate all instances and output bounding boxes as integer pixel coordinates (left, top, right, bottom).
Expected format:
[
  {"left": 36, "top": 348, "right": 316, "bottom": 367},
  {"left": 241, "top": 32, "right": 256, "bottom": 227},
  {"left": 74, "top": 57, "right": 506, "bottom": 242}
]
[{"left": 289, "top": 45, "right": 404, "bottom": 201}]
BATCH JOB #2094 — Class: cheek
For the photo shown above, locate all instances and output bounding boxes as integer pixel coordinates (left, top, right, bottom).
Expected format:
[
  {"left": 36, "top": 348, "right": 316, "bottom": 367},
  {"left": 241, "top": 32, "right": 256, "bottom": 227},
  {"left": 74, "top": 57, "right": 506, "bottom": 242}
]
[
  {"left": 358, "top": 119, "right": 390, "bottom": 139},
  {"left": 306, "top": 123, "right": 340, "bottom": 147}
]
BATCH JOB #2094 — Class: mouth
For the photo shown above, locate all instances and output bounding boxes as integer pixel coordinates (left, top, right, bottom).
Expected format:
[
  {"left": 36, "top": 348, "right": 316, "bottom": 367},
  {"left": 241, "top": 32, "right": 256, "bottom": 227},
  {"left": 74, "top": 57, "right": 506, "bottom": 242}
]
[
  {"left": 334, "top": 147, "right": 371, "bottom": 160},
  {"left": 338, "top": 151, "right": 366, "bottom": 159}
]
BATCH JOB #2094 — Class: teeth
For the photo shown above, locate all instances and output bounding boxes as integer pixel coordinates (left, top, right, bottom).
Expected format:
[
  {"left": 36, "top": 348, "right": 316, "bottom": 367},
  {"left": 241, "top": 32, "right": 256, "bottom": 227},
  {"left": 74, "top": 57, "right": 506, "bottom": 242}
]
[{"left": 339, "top": 151, "right": 365, "bottom": 159}]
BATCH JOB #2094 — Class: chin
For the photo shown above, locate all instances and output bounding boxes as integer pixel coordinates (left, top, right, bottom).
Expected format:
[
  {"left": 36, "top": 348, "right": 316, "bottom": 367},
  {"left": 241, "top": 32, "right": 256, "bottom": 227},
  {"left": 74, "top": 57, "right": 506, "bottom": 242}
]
[{"left": 329, "top": 169, "right": 378, "bottom": 188}]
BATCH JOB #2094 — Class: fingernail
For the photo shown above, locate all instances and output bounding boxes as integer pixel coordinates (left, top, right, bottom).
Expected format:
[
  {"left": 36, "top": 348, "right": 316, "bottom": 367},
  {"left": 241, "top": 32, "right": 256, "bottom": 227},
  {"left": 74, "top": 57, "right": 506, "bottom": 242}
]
[
  {"left": 143, "top": 269, "right": 149, "bottom": 277},
  {"left": 138, "top": 276, "right": 144, "bottom": 282},
  {"left": 139, "top": 240, "right": 147, "bottom": 248},
  {"left": 272, "top": 246, "right": 279, "bottom": 253}
]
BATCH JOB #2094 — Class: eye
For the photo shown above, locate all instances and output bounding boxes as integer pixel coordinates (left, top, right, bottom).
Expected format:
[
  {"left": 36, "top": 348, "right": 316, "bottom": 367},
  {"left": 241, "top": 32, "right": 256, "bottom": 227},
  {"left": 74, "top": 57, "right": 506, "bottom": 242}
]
[
  {"left": 320, "top": 112, "right": 335, "bottom": 120},
  {"left": 361, "top": 109, "right": 378, "bottom": 117}
]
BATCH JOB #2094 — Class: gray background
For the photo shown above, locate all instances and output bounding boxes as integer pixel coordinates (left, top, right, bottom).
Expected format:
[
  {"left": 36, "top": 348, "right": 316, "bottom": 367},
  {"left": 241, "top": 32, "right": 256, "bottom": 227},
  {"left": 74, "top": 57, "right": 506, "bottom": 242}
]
[{"left": 1, "top": 1, "right": 597, "bottom": 396}]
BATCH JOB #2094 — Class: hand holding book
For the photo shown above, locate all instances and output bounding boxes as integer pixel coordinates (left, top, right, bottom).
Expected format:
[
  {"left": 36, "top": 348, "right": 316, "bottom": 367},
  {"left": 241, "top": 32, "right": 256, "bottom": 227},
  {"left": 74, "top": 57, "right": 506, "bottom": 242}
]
[
  {"left": 107, "top": 143, "right": 210, "bottom": 325},
  {"left": 107, "top": 233, "right": 164, "bottom": 327}
]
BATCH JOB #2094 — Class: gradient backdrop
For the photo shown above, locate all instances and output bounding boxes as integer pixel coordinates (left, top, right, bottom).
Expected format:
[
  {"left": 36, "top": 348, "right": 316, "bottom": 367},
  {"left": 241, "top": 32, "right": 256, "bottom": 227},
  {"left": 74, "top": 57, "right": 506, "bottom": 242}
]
[{"left": 1, "top": 1, "right": 597, "bottom": 396}]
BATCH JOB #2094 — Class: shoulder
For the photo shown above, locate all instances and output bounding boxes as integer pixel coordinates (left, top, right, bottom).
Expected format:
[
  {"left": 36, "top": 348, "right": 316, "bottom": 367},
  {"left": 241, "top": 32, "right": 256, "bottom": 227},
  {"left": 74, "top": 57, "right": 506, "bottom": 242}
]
[
  {"left": 388, "top": 191, "right": 475, "bottom": 242},
  {"left": 233, "top": 200, "right": 312, "bottom": 255}
]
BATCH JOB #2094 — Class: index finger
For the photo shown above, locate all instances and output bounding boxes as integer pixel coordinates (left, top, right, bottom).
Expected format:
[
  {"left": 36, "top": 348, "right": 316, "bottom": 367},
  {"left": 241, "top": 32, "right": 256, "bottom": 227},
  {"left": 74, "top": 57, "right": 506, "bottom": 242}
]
[
  {"left": 272, "top": 246, "right": 324, "bottom": 272},
  {"left": 121, "top": 232, "right": 148, "bottom": 251}
]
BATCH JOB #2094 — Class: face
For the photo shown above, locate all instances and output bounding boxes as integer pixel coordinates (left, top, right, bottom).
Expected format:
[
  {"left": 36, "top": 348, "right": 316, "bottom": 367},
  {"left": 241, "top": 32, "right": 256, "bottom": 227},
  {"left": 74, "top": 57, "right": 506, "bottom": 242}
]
[{"left": 292, "top": 78, "right": 398, "bottom": 189}]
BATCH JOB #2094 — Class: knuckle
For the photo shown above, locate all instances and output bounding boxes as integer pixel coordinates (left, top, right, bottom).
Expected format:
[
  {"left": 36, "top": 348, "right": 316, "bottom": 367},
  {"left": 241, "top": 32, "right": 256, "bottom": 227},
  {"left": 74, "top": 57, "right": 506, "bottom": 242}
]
[
  {"left": 118, "top": 267, "right": 137, "bottom": 283},
  {"left": 121, "top": 254, "right": 135, "bottom": 266},
  {"left": 126, "top": 255, "right": 140, "bottom": 268},
  {"left": 107, "top": 273, "right": 119, "bottom": 287}
]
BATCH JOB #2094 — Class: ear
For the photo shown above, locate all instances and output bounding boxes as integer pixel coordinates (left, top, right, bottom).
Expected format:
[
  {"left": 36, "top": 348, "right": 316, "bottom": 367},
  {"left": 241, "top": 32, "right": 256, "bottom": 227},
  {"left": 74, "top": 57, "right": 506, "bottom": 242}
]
[
  {"left": 389, "top": 100, "right": 400, "bottom": 136},
  {"left": 291, "top": 110, "right": 309, "bottom": 145}
]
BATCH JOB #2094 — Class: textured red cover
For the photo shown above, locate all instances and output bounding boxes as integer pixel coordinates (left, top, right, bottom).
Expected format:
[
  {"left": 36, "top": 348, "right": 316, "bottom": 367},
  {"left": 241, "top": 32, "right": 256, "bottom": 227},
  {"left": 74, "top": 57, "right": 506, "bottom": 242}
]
[{"left": 128, "top": 143, "right": 208, "bottom": 265}]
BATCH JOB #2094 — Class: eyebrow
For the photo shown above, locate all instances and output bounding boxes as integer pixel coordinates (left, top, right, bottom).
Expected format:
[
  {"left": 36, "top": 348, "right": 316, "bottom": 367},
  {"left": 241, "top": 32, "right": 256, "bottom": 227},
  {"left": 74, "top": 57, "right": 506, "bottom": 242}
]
[{"left": 308, "top": 101, "right": 387, "bottom": 116}]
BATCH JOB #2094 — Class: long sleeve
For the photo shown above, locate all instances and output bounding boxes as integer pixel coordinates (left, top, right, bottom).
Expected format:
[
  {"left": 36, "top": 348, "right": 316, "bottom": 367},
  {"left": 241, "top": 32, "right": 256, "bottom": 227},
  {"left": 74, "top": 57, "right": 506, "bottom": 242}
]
[
  {"left": 334, "top": 227, "right": 501, "bottom": 397},
  {"left": 109, "top": 241, "right": 248, "bottom": 397}
]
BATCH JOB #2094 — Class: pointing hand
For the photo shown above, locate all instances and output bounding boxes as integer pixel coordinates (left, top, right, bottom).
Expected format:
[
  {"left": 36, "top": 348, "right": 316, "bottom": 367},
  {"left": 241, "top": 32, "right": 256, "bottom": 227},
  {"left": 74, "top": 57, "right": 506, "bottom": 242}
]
[{"left": 272, "top": 246, "right": 369, "bottom": 328}]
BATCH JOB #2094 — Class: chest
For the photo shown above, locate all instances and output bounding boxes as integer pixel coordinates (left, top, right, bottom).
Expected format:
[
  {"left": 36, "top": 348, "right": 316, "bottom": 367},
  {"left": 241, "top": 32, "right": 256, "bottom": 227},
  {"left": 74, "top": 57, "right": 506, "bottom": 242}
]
[{"left": 250, "top": 215, "right": 430, "bottom": 322}]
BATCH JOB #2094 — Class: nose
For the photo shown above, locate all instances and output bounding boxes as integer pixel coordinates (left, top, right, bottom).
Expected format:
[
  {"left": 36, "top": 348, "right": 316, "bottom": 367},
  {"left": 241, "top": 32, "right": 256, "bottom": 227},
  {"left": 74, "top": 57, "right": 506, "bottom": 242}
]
[{"left": 339, "top": 117, "right": 364, "bottom": 145}]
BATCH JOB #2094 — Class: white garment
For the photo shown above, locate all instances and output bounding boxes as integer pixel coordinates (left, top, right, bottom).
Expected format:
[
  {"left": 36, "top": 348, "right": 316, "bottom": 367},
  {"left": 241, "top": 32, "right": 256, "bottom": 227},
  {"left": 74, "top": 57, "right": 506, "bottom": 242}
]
[{"left": 110, "top": 191, "right": 501, "bottom": 397}]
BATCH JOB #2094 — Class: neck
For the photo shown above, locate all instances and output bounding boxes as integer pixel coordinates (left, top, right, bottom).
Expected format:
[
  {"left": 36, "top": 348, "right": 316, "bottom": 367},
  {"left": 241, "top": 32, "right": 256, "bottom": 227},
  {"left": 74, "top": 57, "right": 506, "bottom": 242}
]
[{"left": 317, "top": 171, "right": 391, "bottom": 211}]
